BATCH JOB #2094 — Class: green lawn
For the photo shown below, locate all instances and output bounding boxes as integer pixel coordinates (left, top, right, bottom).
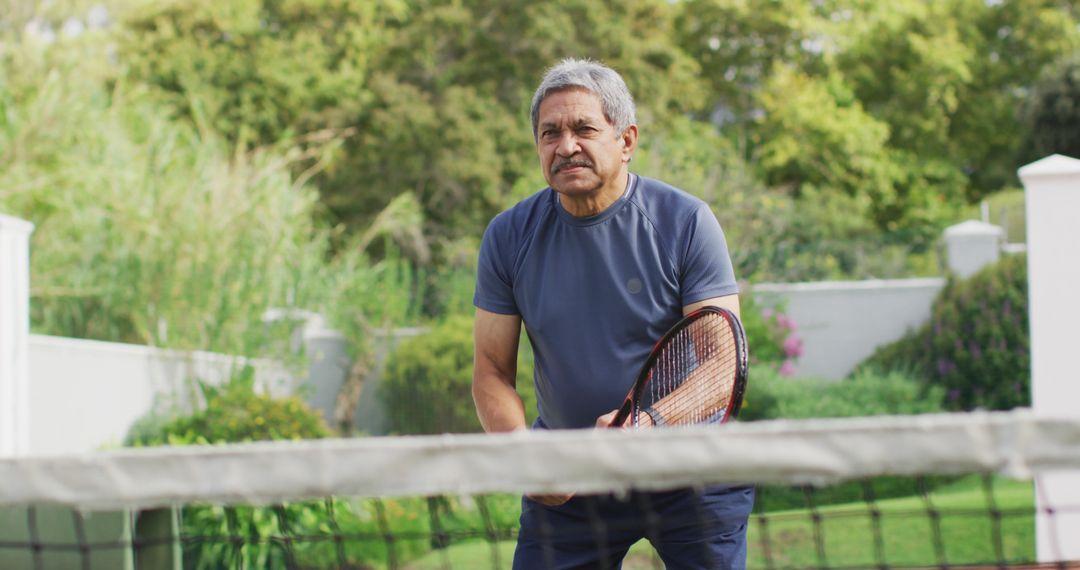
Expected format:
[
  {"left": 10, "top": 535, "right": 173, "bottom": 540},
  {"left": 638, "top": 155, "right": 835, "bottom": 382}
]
[
  {"left": 400, "top": 477, "right": 1035, "bottom": 570},
  {"left": 748, "top": 476, "right": 1036, "bottom": 568}
]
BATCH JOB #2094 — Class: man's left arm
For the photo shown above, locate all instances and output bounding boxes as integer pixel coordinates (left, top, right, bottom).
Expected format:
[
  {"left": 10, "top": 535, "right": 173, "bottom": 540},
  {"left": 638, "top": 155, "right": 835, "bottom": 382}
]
[{"left": 683, "top": 294, "right": 741, "bottom": 320}]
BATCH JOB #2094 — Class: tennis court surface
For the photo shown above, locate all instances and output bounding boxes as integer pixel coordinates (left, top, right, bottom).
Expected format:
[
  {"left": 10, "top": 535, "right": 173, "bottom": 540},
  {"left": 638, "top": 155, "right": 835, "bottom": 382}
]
[{"left": 2, "top": 410, "right": 1078, "bottom": 569}]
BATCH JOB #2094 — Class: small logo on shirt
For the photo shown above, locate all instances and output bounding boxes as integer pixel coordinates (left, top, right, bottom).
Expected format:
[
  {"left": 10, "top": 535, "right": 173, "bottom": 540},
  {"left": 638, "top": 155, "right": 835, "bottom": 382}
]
[{"left": 626, "top": 277, "right": 643, "bottom": 294}]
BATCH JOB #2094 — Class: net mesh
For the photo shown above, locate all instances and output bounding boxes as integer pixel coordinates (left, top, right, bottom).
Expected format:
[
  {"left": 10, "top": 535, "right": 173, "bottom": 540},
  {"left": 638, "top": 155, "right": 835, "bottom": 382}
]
[{"left": 2, "top": 410, "right": 1079, "bottom": 570}]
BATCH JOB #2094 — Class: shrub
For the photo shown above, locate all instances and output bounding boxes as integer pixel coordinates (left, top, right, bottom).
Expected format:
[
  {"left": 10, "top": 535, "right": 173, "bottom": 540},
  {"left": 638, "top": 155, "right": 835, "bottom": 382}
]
[
  {"left": 128, "top": 368, "right": 332, "bottom": 447},
  {"left": 381, "top": 315, "right": 538, "bottom": 435},
  {"left": 740, "top": 367, "right": 949, "bottom": 511},
  {"left": 739, "top": 366, "right": 945, "bottom": 422},
  {"left": 126, "top": 370, "right": 438, "bottom": 569},
  {"left": 377, "top": 298, "right": 803, "bottom": 434},
  {"left": 741, "top": 292, "right": 803, "bottom": 376},
  {"left": 860, "top": 253, "right": 1029, "bottom": 411}
]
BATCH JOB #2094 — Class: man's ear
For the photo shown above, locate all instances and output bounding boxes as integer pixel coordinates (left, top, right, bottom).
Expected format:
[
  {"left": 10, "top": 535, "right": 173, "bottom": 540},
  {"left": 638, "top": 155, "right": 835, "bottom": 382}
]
[{"left": 621, "top": 124, "right": 639, "bottom": 163}]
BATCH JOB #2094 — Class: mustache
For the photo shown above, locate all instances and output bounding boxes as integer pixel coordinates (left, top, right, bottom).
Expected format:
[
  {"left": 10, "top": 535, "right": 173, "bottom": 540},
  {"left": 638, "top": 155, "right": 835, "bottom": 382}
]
[{"left": 551, "top": 158, "right": 593, "bottom": 175}]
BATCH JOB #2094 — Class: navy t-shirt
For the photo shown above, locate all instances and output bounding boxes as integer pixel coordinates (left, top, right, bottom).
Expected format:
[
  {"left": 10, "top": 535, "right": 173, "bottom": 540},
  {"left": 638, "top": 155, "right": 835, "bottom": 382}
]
[{"left": 473, "top": 174, "right": 738, "bottom": 429}]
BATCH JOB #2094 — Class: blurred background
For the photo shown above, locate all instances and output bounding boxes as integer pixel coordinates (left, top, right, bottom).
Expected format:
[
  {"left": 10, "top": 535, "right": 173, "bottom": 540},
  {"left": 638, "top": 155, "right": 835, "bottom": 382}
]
[{"left": 2, "top": 0, "right": 1079, "bottom": 447}]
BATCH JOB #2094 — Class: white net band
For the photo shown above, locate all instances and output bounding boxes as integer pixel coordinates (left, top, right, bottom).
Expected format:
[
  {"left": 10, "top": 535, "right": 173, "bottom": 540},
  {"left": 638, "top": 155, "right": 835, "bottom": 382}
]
[{"left": 2, "top": 409, "right": 1079, "bottom": 511}]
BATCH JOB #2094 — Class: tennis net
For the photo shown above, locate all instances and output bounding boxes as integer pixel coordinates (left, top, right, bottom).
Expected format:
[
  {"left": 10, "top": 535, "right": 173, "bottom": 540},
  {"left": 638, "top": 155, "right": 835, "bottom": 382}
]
[{"left": 1, "top": 410, "right": 1079, "bottom": 569}]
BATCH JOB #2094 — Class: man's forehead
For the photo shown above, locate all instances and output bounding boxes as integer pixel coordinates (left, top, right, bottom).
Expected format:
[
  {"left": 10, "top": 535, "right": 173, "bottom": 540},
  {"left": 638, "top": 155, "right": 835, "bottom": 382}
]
[{"left": 537, "top": 88, "right": 606, "bottom": 123}]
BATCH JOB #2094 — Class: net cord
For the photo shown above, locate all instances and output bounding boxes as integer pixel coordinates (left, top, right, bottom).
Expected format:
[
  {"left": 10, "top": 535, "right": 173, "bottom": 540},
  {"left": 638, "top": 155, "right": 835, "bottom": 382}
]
[{"left": 1, "top": 410, "right": 1079, "bottom": 511}]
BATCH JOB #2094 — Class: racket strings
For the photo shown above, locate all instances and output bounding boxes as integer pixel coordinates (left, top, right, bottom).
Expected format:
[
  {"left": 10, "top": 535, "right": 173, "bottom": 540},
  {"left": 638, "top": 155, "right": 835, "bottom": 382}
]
[{"left": 639, "top": 313, "right": 739, "bottom": 425}]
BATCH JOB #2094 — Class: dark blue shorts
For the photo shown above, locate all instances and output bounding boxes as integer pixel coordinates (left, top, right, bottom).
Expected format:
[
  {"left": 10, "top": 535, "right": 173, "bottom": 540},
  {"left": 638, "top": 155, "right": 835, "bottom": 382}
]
[{"left": 512, "top": 485, "right": 754, "bottom": 570}]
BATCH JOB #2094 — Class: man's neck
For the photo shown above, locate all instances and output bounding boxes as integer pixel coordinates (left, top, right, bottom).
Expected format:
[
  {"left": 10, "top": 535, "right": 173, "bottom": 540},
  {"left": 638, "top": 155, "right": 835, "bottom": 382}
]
[{"left": 558, "top": 170, "right": 630, "bottom": 218}]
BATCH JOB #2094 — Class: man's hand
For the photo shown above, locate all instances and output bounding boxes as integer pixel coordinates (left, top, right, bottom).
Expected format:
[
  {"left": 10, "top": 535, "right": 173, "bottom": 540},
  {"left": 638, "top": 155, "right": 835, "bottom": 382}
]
[
  {"left": 525, "top": 411, "right": 655, "bottom": 508},
  {"left": 526, "top": 492, "right": 575, "bottom": 506},
  {"left": 595, "top": 409, "right": 654, "bottom": 428}
]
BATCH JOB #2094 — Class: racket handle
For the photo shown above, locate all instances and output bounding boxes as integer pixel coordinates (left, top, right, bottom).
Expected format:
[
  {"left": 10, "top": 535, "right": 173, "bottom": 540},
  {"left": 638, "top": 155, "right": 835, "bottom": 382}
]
[{"left": 608, "top": 399, "right": 634, "bottom": 428}]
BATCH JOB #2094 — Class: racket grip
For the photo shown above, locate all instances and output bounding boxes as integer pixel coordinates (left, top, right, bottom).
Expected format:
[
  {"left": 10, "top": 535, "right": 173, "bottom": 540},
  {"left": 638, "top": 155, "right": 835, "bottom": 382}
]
[{"left": 608, "top": 399, "right": 634, "bottom": 428}]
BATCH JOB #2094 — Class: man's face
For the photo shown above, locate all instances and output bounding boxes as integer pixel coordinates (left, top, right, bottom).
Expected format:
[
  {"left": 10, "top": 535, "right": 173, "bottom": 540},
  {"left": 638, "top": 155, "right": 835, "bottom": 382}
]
[{"left": 536, "top": 88, "right": 635, "bottom": 199}]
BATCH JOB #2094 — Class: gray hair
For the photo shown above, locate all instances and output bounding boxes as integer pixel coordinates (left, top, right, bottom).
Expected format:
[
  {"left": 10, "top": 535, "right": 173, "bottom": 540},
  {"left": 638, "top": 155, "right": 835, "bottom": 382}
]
[{"left": 530, "top": 58, "right": 637, "bottom": 140}]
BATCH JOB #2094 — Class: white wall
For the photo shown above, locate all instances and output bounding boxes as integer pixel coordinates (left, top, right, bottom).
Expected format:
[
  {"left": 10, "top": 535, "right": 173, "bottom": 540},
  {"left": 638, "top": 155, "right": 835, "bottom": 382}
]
[
  {"left": 752, "top": 278, "right": 945, "bottom": 379},
  {"left": 27, "top": 334, "right": 296, "bottom": 455},
  {"left": 0, "top": 213, "right": 34, "bottom": 457}
]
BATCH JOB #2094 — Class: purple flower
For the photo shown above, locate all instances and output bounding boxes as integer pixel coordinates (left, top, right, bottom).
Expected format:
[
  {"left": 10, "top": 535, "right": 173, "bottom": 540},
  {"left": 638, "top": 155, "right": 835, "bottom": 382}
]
[{"left": 779, "top": 360, "right": 796, "bottom": 377}]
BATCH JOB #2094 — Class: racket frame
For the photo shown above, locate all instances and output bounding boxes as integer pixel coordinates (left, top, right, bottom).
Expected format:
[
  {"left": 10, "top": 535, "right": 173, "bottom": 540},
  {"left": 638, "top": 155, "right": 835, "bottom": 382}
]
[{"left": 609, "top": 305, "right": 748, "bottom": 428}]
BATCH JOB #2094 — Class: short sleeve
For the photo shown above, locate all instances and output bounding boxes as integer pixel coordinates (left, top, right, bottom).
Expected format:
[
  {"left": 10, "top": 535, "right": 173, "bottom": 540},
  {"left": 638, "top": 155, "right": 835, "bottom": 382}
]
[
  {"left": 473, "top": 217, "right": 520, "bottom": 315},
  {"left": 679, "top": 204, "right": 739, "bottom": 305}
]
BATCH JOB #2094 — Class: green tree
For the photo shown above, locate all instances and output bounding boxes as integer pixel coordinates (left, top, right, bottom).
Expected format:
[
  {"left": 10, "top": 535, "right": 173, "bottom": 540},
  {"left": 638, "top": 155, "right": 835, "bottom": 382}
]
[
  {"left": 674, "top": 0, "right": 826, "bottom": 124},
  {"left": 833, "top": 0, "right": 1080, "bottom": 199},
  {"left": 316, "top": 0, "right": 710, "bottom": 308},
  {"left": 117, "top": 0, "right": 404, "bottom": 146},
  {"left": 954, "top": 0, "right": 1080, "bottom": 191},
  {"left": 1021, "top": 50, "right": 1080, "bottom": 161}
]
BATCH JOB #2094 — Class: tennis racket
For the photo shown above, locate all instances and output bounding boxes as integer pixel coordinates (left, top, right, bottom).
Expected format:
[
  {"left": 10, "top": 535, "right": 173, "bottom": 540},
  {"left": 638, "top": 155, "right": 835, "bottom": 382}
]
[{"left": 609, "top": 305, "right": 748, "bottom": 428}]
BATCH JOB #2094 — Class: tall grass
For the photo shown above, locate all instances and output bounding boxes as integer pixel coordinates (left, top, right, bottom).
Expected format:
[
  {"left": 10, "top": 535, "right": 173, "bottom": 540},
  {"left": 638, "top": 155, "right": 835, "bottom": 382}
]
[{"left": 0, "top": 34, "right": 414, "bottom": 359}]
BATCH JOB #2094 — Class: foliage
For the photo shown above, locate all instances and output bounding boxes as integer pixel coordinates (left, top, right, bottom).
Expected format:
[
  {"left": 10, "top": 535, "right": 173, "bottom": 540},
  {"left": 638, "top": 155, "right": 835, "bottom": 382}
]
[
  {"left": 832, "top": 0, "right": 1080, "bottom": 199},
  {"left": 316, "top": 0, "right": 707, "bottom": 270},
  {"left": 674, "top": 0, "right": 825, "bottom": 122},
  {"left": 128, "top": 368, "right": 332, "bottom": 446},
  {"left": 635, "top": 118, "right": 943, "bottom": 282},
  {"left": 978, "top": 188, "right": 1026, "bottom": 245},
  {"left": 860, "top": 253, "right": 1029, "bottom": 411},
  {"left": 740, "top": 366, "right": 949, "bottom": 511},
  {"left": 116, "top": 0, "right": 405, "bottom": 146},
  {"left": 126, "top": 370, "right": 438, "bottom": 569},
  {"left": 1021, "top": 49, "right": 1080, "bottom": 162},
  {"left": 954, "top": 0, "right": 1080, "bottom": 192},
  {"left": 740, "top": 292, "right": 802, "bottom": 376},
  {"left": 739, "top": 366, "right": 945, "bottom": 423},
  {"left": 11, "top": 0, "right": 1079, "bottom": 303},
  {"left": 381, "top": 314, "right": 538, "bottom": 435},
  {"left": 0, "top": 36, "right": 422, "bottom": 366}
]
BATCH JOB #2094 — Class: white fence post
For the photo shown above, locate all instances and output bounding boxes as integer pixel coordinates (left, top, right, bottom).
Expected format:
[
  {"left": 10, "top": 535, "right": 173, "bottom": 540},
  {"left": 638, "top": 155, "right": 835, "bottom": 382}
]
[
  {"left": 1017, "top": 154, "right": 1080, "bottom": 562},
  {"left": 943, "top": 220, "right": 1003, "bottom": 278},
  {"left": 0, "top": 213, "right": 34, "bottom": 457}
]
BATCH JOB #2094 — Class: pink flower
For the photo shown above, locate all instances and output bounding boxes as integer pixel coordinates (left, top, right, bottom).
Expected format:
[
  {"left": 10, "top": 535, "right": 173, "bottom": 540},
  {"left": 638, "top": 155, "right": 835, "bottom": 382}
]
[
  {"left": 783, "top": 336, "right": 804, "bottom": 359},
  {"left": 774, "top": 313, "right": 788, "bottom": 329},
  {"left": 779, "top": 360, "right": 796, "bottom": 376},
  {"left": 761, "top": 307, "right": 774, "bottom": 319}
]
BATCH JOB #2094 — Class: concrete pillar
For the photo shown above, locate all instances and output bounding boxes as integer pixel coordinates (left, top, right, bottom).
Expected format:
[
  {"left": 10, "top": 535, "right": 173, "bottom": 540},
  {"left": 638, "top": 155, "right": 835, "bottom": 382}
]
[
  {"left": 1017, "top": 154, "right": 1080, "bottom": 562},
  {"left": 0, "top": 213, "right": 34, "bottom": 457},
  {"left": 943, "top": 220, "right": 1004, "bottom": 278}
]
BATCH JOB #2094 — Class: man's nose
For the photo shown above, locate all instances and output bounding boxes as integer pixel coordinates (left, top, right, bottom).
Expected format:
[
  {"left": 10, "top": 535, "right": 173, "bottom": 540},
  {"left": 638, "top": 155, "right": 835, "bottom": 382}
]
[{"left": 555, "top": 132, "right": 580, "bottom": 157}]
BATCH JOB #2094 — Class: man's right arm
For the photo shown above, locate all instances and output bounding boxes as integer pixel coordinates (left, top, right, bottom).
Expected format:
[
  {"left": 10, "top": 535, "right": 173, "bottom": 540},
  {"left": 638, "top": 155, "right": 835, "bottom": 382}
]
[{"left": 472, "top": 307, "right": 527, "bottom": 433}]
